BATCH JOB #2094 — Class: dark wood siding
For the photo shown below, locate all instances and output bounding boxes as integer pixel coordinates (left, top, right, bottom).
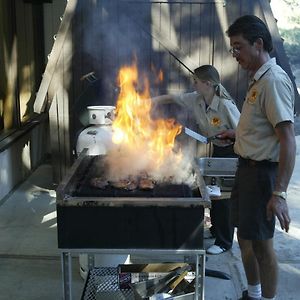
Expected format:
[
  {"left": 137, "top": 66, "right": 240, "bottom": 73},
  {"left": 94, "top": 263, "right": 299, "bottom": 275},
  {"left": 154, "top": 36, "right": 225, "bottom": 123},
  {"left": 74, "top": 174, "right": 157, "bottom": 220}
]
[{"left": 69, "top": 0, "right": 299, "bottom": 113}]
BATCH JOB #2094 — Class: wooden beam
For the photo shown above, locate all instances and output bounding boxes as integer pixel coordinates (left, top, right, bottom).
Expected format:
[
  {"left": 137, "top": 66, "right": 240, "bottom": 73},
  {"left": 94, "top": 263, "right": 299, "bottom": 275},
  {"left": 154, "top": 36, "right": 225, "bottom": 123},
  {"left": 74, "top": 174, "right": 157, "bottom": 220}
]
[{"left": 33, "top": 0, "right": 77, "bottom": 114}]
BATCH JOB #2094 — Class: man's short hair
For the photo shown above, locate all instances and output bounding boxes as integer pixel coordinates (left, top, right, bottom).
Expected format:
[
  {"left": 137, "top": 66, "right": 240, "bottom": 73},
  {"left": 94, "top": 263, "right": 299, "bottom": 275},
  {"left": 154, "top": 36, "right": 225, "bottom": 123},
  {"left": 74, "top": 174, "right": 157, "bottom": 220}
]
[{"left": 227, "top": 15, "right": 273, "bottom": 53}]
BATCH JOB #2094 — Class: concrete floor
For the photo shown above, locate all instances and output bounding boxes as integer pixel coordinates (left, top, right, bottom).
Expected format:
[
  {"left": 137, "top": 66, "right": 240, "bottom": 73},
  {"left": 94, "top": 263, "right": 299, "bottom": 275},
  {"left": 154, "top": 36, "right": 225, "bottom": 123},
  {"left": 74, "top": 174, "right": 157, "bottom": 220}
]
[
  {"left": 0, "top": 164, "right": 84, "bottom": 300},
  {"left": 0, "top": 136, "right": 300, "bottom": 299}
]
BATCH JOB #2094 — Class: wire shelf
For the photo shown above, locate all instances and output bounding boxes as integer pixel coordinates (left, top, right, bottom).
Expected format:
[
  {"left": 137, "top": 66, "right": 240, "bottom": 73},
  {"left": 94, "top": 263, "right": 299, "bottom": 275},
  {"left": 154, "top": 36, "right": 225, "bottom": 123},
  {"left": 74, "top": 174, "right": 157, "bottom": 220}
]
[{"left": 81, "top": 267, "right": 134, "bottom": 300}]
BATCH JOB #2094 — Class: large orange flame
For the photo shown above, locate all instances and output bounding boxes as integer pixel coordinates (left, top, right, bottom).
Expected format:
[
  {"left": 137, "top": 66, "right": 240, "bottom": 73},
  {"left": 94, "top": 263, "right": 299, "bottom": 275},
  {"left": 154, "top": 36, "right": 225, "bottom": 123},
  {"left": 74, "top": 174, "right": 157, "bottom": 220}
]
[{"left": 111, "top": 61, "right": 182, "bottom": 171}]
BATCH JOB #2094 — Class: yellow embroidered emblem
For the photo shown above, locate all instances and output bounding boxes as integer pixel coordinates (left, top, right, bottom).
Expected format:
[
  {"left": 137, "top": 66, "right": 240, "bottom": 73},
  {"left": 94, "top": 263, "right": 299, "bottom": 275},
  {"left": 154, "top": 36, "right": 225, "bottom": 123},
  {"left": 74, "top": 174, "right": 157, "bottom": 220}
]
[
  {"left": 247, "top": 89, "right": 258, "bottom": 104},
  {"left": 211, "top": 117, "right": 221, "bottom": 126}
]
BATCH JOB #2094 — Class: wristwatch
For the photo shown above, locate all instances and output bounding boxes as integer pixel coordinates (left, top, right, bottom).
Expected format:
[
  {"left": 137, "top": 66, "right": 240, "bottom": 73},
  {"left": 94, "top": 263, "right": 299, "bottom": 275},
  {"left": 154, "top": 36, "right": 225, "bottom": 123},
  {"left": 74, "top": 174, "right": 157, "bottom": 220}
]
[{"left": 272, "top": 191, "right": 287, "bottom": 200}]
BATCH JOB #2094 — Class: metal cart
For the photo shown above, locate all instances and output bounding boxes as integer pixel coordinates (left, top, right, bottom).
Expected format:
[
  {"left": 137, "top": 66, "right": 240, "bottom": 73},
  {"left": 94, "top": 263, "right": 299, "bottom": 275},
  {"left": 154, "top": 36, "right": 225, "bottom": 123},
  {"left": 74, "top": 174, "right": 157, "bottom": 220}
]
[{"left": 57, "top": 154, "right": 211, "bottom": 300}]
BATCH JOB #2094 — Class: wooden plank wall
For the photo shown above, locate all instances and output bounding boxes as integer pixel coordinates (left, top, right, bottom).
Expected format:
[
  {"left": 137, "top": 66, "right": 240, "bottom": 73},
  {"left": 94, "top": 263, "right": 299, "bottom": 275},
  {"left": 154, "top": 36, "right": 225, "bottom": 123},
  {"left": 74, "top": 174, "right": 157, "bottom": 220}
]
[
  {"left": 69, "top": 1, "right": 228, "bottom": 134},
  {"left": 33, "top": 0, "right": 76, "bottom": 181},
  {"left": 49, "top": 3, "right": 75, "bottom": 181},
  {"left": 45, "top": 0, "right": 299, "bottom": 181},
  {"left": 0, "top": 1, "right": 17, "bottom": 130},
  {"left": 69, "top": 0, "right": 298, "bottom": 117}
]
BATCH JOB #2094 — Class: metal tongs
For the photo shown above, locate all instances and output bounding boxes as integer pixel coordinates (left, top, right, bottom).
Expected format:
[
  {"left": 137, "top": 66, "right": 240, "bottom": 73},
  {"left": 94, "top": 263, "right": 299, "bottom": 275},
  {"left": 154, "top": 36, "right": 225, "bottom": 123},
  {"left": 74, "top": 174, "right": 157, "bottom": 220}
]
[{"left": 130, "top": 264, "right": 192, "bottom": 299}]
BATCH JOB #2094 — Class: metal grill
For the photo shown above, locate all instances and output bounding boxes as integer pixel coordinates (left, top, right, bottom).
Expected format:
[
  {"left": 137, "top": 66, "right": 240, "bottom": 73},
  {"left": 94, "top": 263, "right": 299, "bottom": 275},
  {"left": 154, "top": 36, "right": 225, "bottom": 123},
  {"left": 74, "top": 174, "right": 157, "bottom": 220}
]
[
  {"left": 81, "top": 267, "right": 134, "bottom": 300},
  {"left": 58, "top": 152, "right": 208, "bottom": 300}
]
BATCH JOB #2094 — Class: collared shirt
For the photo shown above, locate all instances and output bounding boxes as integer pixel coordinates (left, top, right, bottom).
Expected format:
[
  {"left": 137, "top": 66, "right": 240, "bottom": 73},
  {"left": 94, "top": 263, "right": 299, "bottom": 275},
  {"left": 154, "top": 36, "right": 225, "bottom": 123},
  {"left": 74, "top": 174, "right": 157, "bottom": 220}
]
[
  {"left": 234, "top": 58, "right": 295, "bottom": 161},
  {"left": 173, "top": 91, "right": 240, "bottom": 146}
]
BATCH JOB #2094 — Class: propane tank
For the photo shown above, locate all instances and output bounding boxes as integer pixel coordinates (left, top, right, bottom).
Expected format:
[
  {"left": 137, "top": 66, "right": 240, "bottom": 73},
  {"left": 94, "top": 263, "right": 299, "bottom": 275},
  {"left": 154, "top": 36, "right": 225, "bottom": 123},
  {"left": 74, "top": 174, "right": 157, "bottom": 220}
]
[
  {"left": 77, "top": 105, "right": 131, "bottom": 279},
  {"left": 76, "top": 105, "right": 115, "bottom": 156}
]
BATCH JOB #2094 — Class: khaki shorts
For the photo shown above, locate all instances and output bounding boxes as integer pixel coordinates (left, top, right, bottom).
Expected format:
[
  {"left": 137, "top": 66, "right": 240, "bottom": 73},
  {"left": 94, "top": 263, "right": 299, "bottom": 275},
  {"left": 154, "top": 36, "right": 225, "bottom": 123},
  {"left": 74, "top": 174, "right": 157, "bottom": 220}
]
[{"left": 230, "top": 158, "right": 278, "bottom": 240}]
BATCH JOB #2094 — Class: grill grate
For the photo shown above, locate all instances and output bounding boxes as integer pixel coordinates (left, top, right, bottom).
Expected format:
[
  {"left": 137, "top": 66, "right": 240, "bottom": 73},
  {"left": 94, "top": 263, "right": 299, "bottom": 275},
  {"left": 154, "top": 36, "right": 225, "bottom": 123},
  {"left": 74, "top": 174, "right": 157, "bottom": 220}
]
[{"left": 72, "top": 156, "right": 194, "bottom": 198}]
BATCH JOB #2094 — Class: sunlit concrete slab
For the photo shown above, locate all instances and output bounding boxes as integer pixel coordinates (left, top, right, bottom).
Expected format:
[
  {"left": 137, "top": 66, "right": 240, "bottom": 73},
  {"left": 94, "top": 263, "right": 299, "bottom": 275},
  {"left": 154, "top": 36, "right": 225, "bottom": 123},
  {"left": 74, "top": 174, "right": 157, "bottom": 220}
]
[{"left": 0, "top": 257, "right": 83, "bottom": 300}]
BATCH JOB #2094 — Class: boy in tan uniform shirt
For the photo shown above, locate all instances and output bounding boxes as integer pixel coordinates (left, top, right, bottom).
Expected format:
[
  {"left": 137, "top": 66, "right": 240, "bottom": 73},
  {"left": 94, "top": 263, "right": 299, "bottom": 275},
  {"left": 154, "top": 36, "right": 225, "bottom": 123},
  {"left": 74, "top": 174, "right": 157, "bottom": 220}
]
[{"left": 152, "top": 65, "right": 240, "bottom": 255}]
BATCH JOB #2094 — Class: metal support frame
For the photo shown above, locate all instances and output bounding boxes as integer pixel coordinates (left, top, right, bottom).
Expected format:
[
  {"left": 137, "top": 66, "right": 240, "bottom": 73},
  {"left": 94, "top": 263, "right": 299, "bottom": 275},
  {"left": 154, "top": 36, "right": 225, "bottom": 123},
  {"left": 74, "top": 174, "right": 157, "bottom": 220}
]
[
  {"left": 61, "top": 248, "right": 206, "bottom": 300},
  {"left": 61, "top": 252, "right": 73, "bottom": 300}
]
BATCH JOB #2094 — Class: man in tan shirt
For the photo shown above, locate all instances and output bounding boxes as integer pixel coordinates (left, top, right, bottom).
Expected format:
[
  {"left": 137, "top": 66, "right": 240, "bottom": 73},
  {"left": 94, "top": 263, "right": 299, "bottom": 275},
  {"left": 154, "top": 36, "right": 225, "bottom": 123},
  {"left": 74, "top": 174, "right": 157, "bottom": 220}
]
[{"left": 221, "top": 15, "right": 296, "bottom": 300}]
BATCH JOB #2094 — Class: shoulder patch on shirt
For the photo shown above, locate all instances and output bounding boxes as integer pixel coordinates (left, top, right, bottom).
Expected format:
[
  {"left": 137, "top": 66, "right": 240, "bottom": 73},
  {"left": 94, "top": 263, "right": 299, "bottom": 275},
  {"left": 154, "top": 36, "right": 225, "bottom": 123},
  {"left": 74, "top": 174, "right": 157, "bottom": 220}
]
[
  {"left": 211, "top": 117, "right": 221, "bottom": 126},
  {"left": 247, "top": 89, "right": 258, "bottom": 104}
]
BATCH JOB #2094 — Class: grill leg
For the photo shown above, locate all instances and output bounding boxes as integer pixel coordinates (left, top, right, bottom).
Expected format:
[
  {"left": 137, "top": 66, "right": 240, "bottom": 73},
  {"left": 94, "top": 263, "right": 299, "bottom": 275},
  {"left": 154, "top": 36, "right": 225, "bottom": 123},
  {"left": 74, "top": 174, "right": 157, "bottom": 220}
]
[
  {"left": 87, "top": 254, "right": 95, "bottom": 270},
  {"left": 200, "top": 253, "right": 205, "bottom": 300},
  {"left": 194, "top": 253, "right": 205, "bottom": 300},
  {"left": 62, "top": 252, "right": 73, "bottom": 300}
]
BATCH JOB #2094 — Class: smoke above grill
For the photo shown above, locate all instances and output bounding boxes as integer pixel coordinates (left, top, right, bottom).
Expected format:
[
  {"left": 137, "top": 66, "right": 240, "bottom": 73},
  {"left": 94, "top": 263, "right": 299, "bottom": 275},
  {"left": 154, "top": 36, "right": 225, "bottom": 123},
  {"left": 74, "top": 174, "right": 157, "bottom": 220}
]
[{"left": 104, "top": 144, "right": 195, "bottom": 185}]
